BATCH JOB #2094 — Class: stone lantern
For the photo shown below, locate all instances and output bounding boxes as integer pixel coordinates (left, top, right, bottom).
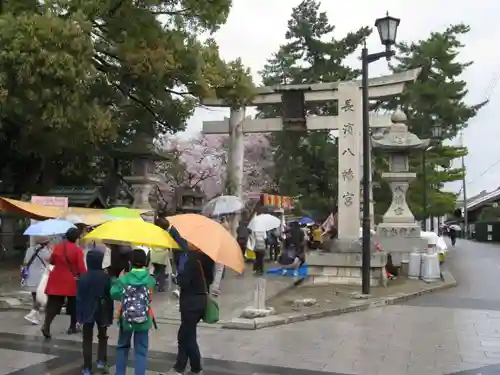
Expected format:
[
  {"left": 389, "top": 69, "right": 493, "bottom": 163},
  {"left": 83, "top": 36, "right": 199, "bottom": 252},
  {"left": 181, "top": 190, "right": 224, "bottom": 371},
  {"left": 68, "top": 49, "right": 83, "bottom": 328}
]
[
  {"left": 372, "top": 108, "right": 429, "bottom": 265},
  {"left": 113, "top": 133, "right": 163, "bottom": 214}
]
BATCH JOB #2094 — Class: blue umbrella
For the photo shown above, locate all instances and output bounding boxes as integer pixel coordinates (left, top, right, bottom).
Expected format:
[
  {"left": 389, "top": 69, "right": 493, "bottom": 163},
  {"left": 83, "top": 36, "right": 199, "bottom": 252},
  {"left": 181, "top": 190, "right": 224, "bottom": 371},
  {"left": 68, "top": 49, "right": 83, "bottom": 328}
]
[
  {"left": 24, "top": 219, "right": 76, "bottom": 236},
  {"left": 298, "top": 217, "right": 315, "bottom": 225}
]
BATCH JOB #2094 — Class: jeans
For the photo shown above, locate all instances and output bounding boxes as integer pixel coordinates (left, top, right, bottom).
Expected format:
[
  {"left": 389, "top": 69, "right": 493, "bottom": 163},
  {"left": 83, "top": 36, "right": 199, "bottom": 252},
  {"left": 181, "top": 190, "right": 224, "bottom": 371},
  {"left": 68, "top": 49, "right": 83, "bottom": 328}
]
[
  {"left": 82, "top": 323, "right": 108, "bottom": 370},
  {"left": 211, "top": 263, "right": 224, "bottom": 292},
  {"left": 174, "top": 308, "right": 204, "bottom": 373},
  {"left": 115, "top": 329, "right": 149, "bottom": 375},
  {"left": 152, "top": 263, "right": 166, "bottom": 291}
]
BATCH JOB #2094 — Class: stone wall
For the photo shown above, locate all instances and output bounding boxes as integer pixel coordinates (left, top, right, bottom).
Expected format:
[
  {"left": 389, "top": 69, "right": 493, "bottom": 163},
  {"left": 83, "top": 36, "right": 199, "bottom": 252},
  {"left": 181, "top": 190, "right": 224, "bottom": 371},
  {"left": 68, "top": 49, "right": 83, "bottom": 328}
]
[{"left": 305, "top": 252, "right": 387, "bottom": 287}]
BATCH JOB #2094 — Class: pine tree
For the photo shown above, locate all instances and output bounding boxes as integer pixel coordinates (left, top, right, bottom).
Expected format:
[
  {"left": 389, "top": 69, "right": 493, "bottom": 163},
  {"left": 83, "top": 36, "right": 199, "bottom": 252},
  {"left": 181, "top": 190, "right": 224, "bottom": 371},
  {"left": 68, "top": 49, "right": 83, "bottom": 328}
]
[
  {"left": 374, "top": 24, "right": 485, "bottom": 221},
  {"left": 258, "top": 0, "right": 369, "bottom": 215}
]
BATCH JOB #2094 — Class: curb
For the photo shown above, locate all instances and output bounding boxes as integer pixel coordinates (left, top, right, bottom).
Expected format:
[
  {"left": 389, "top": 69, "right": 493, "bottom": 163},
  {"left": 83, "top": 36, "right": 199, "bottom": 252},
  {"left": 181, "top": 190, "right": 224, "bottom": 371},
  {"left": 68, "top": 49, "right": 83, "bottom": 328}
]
[
  {"left": 222, "top": 270, "right": 457, "bottom": 330},
  {"left": 153, "top": 276, "right": 304, "bottom": 326}
]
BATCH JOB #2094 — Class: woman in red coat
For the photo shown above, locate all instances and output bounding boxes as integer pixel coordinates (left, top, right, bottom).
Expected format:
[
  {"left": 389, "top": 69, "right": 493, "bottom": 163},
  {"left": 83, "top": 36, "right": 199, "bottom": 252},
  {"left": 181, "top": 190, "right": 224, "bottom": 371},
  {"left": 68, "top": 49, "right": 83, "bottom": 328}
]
[{"left": 41, "top": 227, "right": 86, "bottom": 339}]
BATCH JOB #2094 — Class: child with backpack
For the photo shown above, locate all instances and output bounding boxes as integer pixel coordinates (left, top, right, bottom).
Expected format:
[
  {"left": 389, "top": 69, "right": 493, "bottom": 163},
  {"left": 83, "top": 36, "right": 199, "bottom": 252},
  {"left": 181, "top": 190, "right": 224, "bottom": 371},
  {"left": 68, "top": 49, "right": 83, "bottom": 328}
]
[
  {"left": 77, "top": 249, "right": 114, "bottom": 375},
  {"left": 110, "top": 248, "right": 156, "bottom": 375}
]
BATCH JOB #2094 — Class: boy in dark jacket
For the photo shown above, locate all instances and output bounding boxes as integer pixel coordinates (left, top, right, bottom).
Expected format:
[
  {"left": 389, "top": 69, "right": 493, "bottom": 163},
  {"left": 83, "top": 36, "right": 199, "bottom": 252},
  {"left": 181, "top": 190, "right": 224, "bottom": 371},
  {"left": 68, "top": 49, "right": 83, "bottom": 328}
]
[
  {"left": 111, "top": 249, "right": 156, "bottom": 375},
  {"left": 76, "top": 250, "right": 114, "bottom": 375}
]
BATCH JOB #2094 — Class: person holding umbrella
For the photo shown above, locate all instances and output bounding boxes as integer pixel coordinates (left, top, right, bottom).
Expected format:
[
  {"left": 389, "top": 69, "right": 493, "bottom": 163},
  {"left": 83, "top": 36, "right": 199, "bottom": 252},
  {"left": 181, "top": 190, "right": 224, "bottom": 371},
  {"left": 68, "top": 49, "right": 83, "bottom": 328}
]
[
  {"left": 154, "top": 214, "right": 214, "bottom": 375},
  {"left": 21, "top": 236, "right": 52, "bottom": 325}
]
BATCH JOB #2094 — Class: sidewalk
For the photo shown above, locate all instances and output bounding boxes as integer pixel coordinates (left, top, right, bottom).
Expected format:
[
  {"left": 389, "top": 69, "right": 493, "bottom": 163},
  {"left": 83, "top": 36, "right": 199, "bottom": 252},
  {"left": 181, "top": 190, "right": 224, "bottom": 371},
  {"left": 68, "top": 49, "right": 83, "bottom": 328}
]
[
  {"left": 152, "top": 264, "right": 298, "bottom": 325},
  {"left": 0, "top": 263, "right": 299, "bottom": 324}
]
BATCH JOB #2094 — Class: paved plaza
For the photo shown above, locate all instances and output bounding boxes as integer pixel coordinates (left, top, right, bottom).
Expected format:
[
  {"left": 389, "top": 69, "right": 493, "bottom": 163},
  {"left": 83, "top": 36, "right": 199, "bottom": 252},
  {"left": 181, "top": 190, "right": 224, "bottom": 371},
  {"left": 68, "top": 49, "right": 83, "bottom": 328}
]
[{"left": 1, "top": 239, "right": 500, "bottom": 374}]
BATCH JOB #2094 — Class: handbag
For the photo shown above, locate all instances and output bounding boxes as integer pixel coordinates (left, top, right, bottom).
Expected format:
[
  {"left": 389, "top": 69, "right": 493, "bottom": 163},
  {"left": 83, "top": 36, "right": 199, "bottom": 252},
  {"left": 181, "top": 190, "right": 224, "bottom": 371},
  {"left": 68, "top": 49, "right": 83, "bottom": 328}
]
[
  {"left": 36, "top": 265, "right": 53, "bottom": 306},
  {"left": 196, "top": 260, "right": 219, "bottom": 324},
  {"left": 245, "top": 248, "right": 256, "bottom": 260}
]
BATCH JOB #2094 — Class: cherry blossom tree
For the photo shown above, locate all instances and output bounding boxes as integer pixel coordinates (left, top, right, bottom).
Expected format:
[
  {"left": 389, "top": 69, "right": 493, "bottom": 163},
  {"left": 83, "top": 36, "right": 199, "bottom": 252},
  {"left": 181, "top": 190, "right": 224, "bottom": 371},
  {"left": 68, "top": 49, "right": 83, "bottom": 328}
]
[
  {"left": 157, "top": 132, "right": 274, "bottom": 204},
  {"left": 157, "top": 134, "right": 227, "bottom": 206},
  {"left": 242, "top": 133, "right": 274, "bottom": 196}
]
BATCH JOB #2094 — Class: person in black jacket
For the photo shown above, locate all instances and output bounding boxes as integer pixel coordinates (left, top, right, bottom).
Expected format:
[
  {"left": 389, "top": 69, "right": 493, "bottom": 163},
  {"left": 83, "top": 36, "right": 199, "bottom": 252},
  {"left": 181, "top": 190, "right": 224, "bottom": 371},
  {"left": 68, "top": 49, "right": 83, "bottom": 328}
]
[
  {"left": 76, "top": 250, "right": 114, "bottom": 375},
  {"left": 107, "top": 244, "right": 132, "bottom": 278},
  {"left": 155, "top": 215, "right": 214, "bottom": 375}
]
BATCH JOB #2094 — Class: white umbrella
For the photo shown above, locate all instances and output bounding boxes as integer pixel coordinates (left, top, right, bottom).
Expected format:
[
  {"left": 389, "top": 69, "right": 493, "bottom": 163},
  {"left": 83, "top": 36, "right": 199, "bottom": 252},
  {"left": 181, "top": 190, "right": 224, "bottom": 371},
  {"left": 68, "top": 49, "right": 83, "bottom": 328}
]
[
  {"left": 202, "top": 195, "right": 245, "bottom": 217},
  {"left": 24, "top": 219, "right": 76, "bottom": 236},
  {"left": 449, "top": 224, "right": 461, "bottom": 231},
  {"left": 248, "top": 214, "right": 281, "bottom": 232}
]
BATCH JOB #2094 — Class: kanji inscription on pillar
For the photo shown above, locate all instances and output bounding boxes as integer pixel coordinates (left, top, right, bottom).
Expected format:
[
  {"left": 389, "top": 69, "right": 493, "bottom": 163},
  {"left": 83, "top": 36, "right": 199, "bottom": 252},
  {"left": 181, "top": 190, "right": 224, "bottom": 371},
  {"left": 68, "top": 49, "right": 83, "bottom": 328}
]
[
  {"left": 341, "top": 99, "right": 355, "bottom": 112},
  {"left": 337, "top": 82, "right": 361, "bottom": 240},
  {"left": 342, "top": 148, "right": 355, "bottom": 156},
  {"left": 342, "top": 123, "right": 354, "bottom": 136},
  {"left": 342, "top": 168, "right": 354, "bottom": 182},
  {"left": 343, "top": 192, "right": 354, "bottom": 206},
  {"left": 394, "top": 195, "right": 404, "bottom": 205}
]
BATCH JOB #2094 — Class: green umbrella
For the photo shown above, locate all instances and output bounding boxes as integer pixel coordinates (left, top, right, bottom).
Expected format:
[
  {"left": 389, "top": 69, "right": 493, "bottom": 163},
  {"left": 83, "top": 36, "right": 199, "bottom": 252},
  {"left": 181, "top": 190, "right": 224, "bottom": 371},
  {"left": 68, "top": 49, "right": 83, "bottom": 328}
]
[{"left": 106, "top": 207, "right": 142, "bottom": 220}]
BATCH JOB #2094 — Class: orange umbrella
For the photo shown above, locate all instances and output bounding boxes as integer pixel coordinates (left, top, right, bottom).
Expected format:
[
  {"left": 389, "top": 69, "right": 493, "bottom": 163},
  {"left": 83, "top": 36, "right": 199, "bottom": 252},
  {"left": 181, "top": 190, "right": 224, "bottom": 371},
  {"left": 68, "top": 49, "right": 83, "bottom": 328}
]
[{"left": 167, "top": 213, "right": 244, "bottom": 273}]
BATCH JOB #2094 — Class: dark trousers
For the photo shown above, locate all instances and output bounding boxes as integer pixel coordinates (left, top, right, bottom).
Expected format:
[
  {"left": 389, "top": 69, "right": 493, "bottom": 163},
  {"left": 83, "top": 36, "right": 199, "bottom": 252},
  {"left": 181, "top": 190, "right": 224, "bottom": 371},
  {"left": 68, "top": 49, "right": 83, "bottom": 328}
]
[
  {"left": 152, "top": 263, "right": 166, "bottom": 292},
  {"left": 253, "top": 251, "right": 265, "bottom": 274},
  {"left": 108, "top": 264, "right": 130, "bottom": 278},
  {"left": 269, "top": 244, "right": 279, "bottom": 261},
  {"left": 43, "top": 295, "right": 77, "bottom": 333},
  {"left": 450, "top": 234, "right": 456, "bottom": 246},
  {"left": 174, "top": 308, "right": 204, "bottom": 373},
  {"left": 82, "top": 323, "right": 108, "bottom": 370}
]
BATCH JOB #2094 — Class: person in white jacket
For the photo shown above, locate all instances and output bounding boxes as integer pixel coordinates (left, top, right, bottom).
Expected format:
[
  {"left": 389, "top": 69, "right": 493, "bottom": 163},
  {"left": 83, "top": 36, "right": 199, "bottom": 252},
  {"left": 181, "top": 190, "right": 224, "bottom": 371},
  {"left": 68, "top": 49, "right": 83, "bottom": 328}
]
[{"left": 22, "top": 236, "right": 52, "bottom": 325}]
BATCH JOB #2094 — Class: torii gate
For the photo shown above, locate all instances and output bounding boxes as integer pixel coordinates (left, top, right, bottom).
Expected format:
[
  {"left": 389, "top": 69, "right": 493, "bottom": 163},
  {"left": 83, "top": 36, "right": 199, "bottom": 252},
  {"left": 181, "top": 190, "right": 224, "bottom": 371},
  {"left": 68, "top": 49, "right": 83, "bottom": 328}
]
[{"left": 201, "top": 69, "right": 420, "bottom": 241}]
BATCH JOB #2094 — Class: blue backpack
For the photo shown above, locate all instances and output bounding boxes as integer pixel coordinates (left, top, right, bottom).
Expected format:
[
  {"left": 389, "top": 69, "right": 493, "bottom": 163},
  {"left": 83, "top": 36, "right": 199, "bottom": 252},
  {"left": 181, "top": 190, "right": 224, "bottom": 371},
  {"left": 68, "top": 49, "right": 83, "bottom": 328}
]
[{"left": 121, "top": 284, "right": 150, "bottom": 325}]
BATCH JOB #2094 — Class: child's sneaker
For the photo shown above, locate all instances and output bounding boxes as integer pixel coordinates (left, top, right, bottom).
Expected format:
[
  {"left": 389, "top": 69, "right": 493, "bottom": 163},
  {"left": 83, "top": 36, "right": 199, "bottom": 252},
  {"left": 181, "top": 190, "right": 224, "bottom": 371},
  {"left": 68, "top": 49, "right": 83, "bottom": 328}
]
[
  {"left": 82, "top": 369, "right": 92, "bottom": 375},
  {"left": 95, "top": 361, "right": 109, "bottom": 374}
]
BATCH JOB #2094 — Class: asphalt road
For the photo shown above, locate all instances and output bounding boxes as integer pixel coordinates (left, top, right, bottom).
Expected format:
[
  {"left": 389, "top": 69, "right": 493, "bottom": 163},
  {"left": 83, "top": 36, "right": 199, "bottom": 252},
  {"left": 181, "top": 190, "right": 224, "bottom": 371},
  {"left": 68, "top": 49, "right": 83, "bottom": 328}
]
[{"left": 405, "top": 238, "right": 500, "bottom": 310}]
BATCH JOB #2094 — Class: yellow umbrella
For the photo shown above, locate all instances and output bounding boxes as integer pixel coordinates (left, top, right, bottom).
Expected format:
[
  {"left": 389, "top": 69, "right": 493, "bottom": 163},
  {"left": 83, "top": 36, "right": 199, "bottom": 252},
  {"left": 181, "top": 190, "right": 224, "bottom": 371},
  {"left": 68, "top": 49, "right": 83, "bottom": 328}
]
[
  {"left": 84, "top": 219, "right": 179, "bottom": 249},
  {"left": 167, "top": 214, "right": 244, "bottom": 273}
]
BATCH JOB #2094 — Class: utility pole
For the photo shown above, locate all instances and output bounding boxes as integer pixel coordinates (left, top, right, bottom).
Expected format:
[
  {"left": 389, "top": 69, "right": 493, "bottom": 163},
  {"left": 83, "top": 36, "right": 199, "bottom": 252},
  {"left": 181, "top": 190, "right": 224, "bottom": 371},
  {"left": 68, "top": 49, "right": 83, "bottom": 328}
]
[{"left": 460, "top": 131, "right": 468, "bottom": 238}]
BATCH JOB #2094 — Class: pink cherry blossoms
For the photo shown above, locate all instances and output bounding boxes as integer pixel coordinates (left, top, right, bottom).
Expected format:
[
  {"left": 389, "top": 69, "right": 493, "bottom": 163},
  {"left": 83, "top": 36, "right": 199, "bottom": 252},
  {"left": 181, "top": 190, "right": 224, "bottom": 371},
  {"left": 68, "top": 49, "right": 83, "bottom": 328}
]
[{"left": 157, "top": 132, "right": 273, "bottom": 203}]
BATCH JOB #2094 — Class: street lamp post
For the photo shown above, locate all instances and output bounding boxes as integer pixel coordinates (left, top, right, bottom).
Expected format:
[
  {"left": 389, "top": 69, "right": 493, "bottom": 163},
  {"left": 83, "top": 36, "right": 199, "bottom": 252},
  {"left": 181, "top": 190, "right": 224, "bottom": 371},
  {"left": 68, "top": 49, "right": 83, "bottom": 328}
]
[
  {"left": 361, "top": 13, "right": 400, "bottom": 295},
  {"left": 422, "top": 124, "right": 442, "bottom": 232}
]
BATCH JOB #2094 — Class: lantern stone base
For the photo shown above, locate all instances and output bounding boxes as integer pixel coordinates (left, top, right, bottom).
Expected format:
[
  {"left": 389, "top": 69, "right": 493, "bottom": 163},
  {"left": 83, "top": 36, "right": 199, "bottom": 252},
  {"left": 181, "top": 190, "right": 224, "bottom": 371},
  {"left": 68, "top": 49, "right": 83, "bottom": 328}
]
[
  {"left": 376, "top": 223, "right": 427, "bottom": 266},
  {"left": 305, "top": 248, "right": 388, "bottom": 287}
]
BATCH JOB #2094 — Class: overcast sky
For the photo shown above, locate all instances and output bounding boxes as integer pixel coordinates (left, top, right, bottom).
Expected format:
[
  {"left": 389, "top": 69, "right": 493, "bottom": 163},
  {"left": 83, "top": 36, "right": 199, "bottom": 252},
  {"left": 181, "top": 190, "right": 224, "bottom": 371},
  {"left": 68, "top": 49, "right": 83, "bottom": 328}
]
[{"left": 183, "top": 0, "right": 500, "bottom": 199}]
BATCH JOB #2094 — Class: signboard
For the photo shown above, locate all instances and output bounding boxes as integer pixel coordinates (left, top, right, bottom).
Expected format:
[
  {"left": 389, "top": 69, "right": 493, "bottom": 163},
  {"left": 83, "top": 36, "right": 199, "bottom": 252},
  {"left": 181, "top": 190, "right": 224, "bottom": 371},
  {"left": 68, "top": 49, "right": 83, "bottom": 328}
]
[
  {"left": 31, "top": 196, "right": 69, "bottom": 209},
  {"left": 260, "top": 194, "right": 293, "bottom": 209}
]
